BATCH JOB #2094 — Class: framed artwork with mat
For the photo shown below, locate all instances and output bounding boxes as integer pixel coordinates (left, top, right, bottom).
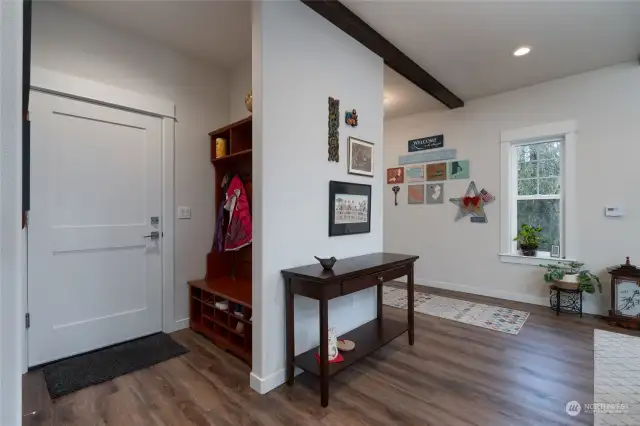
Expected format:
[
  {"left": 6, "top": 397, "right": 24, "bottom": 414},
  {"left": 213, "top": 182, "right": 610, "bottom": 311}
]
[
  {"left": 347, "top": 137, "right": 374, "bottom": 177},
  {"left": 329, "top": 181, "right": 372, "bottom": 236}
]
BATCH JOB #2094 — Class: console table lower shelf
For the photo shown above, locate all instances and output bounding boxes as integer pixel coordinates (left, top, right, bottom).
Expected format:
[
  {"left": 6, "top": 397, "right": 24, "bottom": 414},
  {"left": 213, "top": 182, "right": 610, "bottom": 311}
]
[{"left": 294, "top": 318, "right": 407, "bottom": 377}]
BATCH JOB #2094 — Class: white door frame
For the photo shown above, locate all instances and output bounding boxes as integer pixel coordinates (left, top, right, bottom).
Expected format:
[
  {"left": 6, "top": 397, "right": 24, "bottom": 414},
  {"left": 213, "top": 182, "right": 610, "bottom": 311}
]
[
  {"left": 27, "top": 67, "right": 177, "bottom": 366},
  {"left": 0, "top": 1, "right": 25, "bottom": 424}
]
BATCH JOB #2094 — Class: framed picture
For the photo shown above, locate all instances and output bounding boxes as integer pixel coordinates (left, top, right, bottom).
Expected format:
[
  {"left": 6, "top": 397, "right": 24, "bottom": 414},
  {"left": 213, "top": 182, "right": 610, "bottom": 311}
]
[
  {"left": 406, "top": 165, "right": 424, "bottom": 183},
  {"left": 426, "top": 183, "right": 444, "bottom": 204},
  {"left": 448, "top": 160, "right": 470, "bottom": 179},
  {"left": 386, "top": 167, "right": 404, "bottom": 184},
  {"left": 426, "top": 162, "right": 447, "bottom": 181},
  {"left": 551, "top": 245, "right": 560, "bottom": 258},
  {"left": 329, "top": 181, "right": 372, "bottom": 236},
  {"left": 348, "top": 137, "right": 374, "bottom": 177},
  {"left": 408, "top": 184, "right": 425, "bottom": 204}
]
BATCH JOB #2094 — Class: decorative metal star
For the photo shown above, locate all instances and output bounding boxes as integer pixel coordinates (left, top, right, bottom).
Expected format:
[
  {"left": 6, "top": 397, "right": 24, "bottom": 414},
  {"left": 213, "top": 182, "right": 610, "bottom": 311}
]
[{"left": 449, "top": 181, "right": 487, "bottom": 221}]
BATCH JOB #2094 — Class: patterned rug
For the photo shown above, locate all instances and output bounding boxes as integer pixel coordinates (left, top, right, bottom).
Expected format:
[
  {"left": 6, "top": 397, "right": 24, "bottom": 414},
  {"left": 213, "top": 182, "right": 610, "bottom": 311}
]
[
  {"left": 383, "top": 286, "right": 529, "bottom": 335},
  {"left": 594, "top": 329, "right": 640, "bottom": 425}
]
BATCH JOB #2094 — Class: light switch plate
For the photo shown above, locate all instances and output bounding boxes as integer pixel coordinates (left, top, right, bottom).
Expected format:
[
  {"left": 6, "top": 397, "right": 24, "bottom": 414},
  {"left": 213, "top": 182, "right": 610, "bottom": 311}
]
[{"left": 178, "top": 206, "right": 191, "bottom": 219}]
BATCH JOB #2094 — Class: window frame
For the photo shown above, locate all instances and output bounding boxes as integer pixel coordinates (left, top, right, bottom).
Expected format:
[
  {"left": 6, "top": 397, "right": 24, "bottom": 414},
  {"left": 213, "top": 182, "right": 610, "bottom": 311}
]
[{"left": 499, "top": 121, "right": 578, "bottom": 265}]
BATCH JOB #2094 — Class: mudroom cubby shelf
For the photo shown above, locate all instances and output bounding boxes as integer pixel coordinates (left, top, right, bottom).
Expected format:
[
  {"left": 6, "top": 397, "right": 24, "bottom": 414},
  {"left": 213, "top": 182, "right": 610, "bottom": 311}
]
[
  {"left": 187, "top": 116, "right": 253, "bottom": 365},
  {"left": 188, "top": 279, "right": 252, "bottom": 364}
]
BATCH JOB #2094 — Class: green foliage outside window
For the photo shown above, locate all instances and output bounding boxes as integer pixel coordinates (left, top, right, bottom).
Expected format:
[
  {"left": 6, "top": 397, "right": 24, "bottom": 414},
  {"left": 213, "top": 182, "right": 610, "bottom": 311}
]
[{"left": 516, "top": 142, "right": 561, "bottom": 252}]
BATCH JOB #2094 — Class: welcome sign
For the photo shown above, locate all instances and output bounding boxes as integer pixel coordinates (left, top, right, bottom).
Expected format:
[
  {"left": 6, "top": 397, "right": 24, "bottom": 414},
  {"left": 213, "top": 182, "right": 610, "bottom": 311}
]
[{"left": 408, "top": 134, "right": 444, "bottom": 152}]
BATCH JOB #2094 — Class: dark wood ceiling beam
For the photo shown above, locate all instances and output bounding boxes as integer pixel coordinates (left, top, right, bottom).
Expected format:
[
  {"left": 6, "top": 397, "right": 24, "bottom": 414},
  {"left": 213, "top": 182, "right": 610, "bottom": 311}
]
[{"left": 301, "top": 0, "right": 464, "bottom": 109}]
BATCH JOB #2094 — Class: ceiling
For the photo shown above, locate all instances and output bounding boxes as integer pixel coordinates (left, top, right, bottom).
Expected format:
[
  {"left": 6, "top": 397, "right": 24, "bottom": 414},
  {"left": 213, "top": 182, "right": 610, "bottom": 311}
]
[
  {"left": 344, "top": 0, "right": 640, "bottom": 103},
  {"left": 59, "top": 0, "right": 252, "bottom": 69},
  {"left": 58, "top": 1, "right": 640, "bottom": 118}
]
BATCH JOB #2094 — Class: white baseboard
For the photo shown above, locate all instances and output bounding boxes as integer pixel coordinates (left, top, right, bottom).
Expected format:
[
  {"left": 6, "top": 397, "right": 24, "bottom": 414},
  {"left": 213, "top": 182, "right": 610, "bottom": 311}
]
[
  {"left": 395, "top": 277, "right": 603, "bottom": 315},
  {"left": 250, "top": 367, "right": 303, "bottom": 394},
  {"left": 174, "top": 318, "right": 189, "bottom": 332}
]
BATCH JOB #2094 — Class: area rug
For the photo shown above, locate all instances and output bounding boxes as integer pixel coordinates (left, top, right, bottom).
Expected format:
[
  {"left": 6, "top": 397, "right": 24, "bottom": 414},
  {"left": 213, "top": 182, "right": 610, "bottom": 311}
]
[
  {"left": 594, "top": 329, "right": 640, "bottom": 425},
  {"left": 43, "top": 333, "right": 188, "bottom": 399},
  {"left": 383, "top": 286, "right": 529, "bottom": 335}
]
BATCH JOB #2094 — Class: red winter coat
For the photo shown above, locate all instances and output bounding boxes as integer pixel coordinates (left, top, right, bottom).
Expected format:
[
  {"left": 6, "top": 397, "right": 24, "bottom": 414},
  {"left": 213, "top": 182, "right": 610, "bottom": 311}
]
[{"left": 224, "top": 176, "right": 252, "bottom": 251}]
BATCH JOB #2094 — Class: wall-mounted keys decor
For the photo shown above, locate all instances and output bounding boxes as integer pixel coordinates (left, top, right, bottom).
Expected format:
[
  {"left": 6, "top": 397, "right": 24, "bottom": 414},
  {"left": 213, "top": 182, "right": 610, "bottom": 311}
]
[{"left": 392, "top": 186, "right": 400, "bottom": 206}]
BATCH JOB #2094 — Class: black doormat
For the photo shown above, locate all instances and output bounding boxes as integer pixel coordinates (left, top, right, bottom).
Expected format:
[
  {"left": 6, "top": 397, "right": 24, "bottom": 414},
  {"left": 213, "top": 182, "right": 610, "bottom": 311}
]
[{"left": 42, "top": 333, "right": 188, "bottom": 399}]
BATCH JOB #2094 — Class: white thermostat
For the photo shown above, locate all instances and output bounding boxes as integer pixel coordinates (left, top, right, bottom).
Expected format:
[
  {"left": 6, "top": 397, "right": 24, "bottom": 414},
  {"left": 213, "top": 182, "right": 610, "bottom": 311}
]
[{"left": 605, "top": 206, "right": 623, "bottom": 217}]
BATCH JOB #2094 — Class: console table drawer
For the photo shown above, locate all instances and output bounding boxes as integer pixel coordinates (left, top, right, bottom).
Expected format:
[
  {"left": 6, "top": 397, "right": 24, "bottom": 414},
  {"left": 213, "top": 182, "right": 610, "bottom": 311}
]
[{"left": 341, "top": 264, "right": 409, "bottom": 295}]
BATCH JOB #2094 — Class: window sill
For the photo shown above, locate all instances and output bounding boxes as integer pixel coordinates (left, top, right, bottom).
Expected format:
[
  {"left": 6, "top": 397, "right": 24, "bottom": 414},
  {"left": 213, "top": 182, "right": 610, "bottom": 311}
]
[{"left": 498, "top": 253, "right": 576, "bottom": 266}]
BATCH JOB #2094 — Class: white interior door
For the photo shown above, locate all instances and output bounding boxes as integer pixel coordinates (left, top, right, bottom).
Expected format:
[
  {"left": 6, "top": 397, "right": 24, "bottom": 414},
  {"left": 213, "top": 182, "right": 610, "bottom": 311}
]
[{"left": 28, "top": 91, "right": 163, "bottom": 366}]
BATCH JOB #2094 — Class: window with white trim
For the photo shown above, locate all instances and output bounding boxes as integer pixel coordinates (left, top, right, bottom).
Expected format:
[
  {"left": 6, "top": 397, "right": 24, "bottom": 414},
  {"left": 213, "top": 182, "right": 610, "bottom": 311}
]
[
  {"left": 512, "top": 138, "right": 562, "bottom": 255},
  {"left": 500, "top": 121, "right": 577, "bottom": 264}
]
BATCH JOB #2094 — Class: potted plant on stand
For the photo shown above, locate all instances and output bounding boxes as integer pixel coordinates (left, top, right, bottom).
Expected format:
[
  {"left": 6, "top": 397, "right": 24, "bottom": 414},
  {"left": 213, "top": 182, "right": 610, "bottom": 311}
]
[
  {"left": 513, "top": 224, "right": 542, "bottom": 256},
  {"left": 540, "top": 262, "right": 602, "bottom": 293},
  {"left": 540, "top": 262, "right": 602, "bottom": 316}
]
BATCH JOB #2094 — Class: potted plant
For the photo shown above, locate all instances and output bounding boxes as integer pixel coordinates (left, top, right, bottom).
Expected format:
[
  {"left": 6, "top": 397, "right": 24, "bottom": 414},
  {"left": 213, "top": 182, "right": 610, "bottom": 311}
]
[
  {"left": 513, "top": 224, "right": 542, "bottom": 256},
  {"left": 540, "top": 261, "right": 603, "bottom": 294}
]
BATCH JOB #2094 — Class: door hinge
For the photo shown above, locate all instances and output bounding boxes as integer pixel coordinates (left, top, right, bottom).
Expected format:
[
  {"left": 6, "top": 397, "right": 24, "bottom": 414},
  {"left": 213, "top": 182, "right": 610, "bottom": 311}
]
[{"left": 25, "top": 313, "right": 30, "bottom": 329}]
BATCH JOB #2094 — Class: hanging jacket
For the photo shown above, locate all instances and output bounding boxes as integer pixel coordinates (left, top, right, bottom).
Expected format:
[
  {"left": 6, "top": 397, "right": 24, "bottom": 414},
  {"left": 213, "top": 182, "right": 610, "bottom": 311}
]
[
  {"left": 224, "top": 175, "right": 252, "bottom": 251},
  {"left": 212, "top": 201, "right": 226, "bottom": 252}
]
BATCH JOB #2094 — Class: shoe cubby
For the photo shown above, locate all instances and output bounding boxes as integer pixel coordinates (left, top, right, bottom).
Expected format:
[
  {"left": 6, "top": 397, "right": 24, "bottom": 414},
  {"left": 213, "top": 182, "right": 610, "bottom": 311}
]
[{"left": 188, "top": 279, "right": 252, "bottom": 365}]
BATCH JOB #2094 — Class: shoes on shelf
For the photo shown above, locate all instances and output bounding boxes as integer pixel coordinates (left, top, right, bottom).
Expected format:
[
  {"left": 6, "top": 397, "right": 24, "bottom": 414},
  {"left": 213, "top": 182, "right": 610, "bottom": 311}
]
[{"left": 214, "top": 300, "right": 228, "bottom": 311}]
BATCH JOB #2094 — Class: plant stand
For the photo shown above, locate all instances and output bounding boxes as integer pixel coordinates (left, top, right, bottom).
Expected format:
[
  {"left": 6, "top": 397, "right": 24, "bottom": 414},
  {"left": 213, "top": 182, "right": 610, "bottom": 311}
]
[{"left": 549, "top": 284, "right": 583, "bottom": 317}]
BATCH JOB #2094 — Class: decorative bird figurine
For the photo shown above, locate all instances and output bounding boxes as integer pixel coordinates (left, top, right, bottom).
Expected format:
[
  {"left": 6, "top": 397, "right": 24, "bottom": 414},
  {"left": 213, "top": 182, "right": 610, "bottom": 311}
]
[{"left": 314, "top": 256, "right": 337, "bottom": 270}]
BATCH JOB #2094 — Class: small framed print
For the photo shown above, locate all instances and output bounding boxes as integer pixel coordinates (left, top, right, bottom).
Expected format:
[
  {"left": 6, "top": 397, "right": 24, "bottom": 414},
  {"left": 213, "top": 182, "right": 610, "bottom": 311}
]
[
  {"left": 347, "top": 137, "right": 374, "bottom": 177},
  {"left": 387, "top": 167, "right": 404, "bottom": 184},
  {"left": 550, "top": 245, "right": 560, "bottom": 258},
  {"left": 408, "top": 184, "right": 425, "bottom": 204},
  {"left": 406, "top": 165, "right": 424, "bottom": 183},
  {"left": 426, "top": 162, "right": 447, "bottom": 181}
]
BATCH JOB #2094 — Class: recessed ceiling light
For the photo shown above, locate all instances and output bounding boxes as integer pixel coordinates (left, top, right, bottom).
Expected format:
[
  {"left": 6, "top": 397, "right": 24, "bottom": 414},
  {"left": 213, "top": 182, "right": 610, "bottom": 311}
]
[{"left": 513, "top": 46, "right": 531, "bottom": 57}]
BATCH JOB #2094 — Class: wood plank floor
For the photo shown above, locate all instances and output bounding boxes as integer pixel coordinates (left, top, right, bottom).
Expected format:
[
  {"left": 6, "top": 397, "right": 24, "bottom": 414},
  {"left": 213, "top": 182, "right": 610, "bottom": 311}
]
[{"left": 23, "top": 285, "right": 639, "bottom": 426}]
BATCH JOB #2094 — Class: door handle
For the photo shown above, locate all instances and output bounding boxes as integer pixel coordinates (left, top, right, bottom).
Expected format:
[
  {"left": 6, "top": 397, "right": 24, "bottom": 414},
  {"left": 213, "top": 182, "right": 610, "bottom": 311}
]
[{"left": 143, "top": 231, "right": 160, "bottom": 240}]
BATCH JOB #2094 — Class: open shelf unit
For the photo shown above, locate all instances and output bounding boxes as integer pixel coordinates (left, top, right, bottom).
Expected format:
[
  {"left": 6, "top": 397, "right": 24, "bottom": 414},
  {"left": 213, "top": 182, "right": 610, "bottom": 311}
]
[
  {"left": 189, "top": 279, "right": 252, "bottom": 363},
  {"left": 188, "top": 116, "right": 253, "bottom": 365}
]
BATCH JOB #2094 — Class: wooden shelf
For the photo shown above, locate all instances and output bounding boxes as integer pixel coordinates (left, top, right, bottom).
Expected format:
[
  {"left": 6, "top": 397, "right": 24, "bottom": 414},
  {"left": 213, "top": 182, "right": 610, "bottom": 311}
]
[
  {"left": 191, "top": 115, "right": 253, "bottom": 366},
  {"left": 208, "top": 116, "right": 252, "bottom": 137},
  {"left": 189, "top": 276, "right": 251, "bottom": 308},
  {"left": 211, "top": 148, "right": 251, "bottom": 164},
  {"left": 188, "top": 280, "right": 252, "bottom": 365},
  {"left": 294, "top": 318, "right": 407, "bottom": 377}
]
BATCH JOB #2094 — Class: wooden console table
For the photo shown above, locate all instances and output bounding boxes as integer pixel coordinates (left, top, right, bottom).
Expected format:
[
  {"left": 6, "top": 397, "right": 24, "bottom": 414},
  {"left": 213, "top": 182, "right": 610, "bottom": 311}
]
[{"left": 281, "top": 252, "right": 419, "bottom": 407}]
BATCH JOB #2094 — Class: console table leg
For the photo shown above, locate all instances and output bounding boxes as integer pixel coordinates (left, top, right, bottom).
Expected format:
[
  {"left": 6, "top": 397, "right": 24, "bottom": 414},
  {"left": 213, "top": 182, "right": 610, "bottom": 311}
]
[
  {"left": 408, "top": 264, "right": 415, "bottom": 346},
  {"left": 286, "top": 278, "right": 295, "bottom": 386},
  {"left": 377, "top": 282, "right": 383, "bottom": 321},
  {"left": 320, "top": 298, "right": 329, "bottom": 407}
]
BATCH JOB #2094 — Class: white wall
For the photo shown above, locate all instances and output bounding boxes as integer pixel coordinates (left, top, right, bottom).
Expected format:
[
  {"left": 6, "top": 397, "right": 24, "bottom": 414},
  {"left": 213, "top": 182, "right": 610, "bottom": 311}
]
[
  {"left": 384, "top": 62, "right": 640, "bottom": 314},
  {"left": 252, "top": 1, "right": 384, "bottom": 393},
  {"left": 229, "top": 58, "right": 251, "bottom": 123},
  {"left": 0, "top": 0, "right": 24, "bottom": 424},
  {"left": 31, "top": 2, "right": 230, "bottom": 325}
]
